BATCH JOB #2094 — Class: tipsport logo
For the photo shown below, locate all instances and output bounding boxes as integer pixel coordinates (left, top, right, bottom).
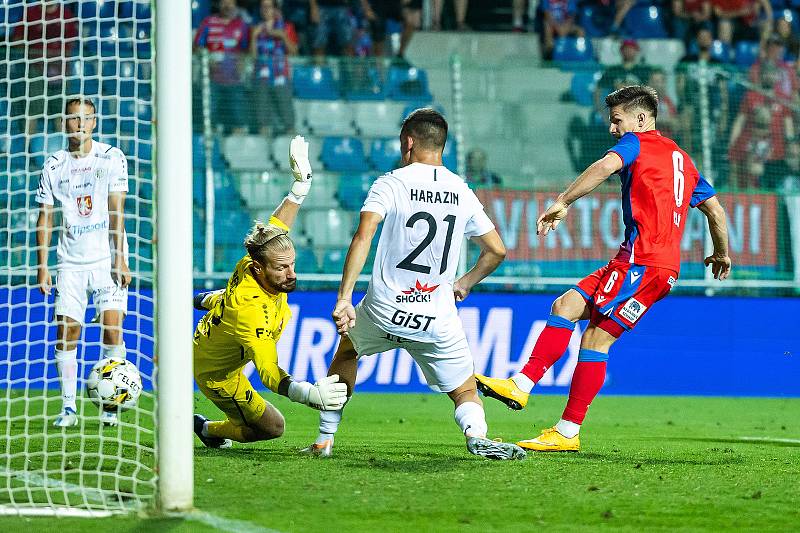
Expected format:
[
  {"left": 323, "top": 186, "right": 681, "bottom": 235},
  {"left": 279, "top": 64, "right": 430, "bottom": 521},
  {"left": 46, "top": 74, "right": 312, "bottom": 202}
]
[{"left": 395, "top": 280, "right": 440, "bottom": 303}]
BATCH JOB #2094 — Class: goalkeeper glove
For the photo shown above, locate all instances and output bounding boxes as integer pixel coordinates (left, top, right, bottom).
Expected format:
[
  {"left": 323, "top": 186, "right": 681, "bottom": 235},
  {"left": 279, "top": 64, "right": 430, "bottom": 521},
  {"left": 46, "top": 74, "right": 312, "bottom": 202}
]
[
  {"left": 288, "top": 375, "right": 348, "bottom": 411},
  {"left": 193, "top": 289, "right": 225, "bottom": 310},
  {"left": 288, "top": 135, "right": 313, "bottom": 204}
]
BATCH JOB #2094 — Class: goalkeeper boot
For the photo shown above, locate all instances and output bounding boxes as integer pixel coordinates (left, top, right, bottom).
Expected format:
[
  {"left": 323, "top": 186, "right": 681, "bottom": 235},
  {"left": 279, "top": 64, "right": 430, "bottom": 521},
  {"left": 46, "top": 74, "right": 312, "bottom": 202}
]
[
  {"left": 100, "top": 409, "right": 118, "bottom": 427},
  {"left": 300, "top": 439, "right": 333, "bottom": 457},
  {"left": 53, "top": 407, "right": 78, "bottom": 428},
  {"left": 516, "top": 427, "right": 580, "bottom": 452},
  {"left": 193, "top": 414, "right": 232, "bottom": 449},
  {"left": 466, "top": 437, "right": 527, "bottom": 460},
  {"left": 474, "top": 374, "right": 529, "bottom": 410}
]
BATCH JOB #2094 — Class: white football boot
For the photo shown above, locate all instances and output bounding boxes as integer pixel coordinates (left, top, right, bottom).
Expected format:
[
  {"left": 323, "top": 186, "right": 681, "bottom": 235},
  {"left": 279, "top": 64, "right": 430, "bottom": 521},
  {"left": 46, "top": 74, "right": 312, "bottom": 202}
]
[
  {"left": 53, "top": 407, "right": 78, "bottom": 428},
  {"left": 100, "top": 410, "right": 118, "bottom": 427}
]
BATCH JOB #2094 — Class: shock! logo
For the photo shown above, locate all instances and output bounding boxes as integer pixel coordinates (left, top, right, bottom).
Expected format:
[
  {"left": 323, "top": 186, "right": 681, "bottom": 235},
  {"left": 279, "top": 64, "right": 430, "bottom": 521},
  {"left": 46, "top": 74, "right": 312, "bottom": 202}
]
[{"left": 396, "top": 280, "right": 440, "bottom": 303}]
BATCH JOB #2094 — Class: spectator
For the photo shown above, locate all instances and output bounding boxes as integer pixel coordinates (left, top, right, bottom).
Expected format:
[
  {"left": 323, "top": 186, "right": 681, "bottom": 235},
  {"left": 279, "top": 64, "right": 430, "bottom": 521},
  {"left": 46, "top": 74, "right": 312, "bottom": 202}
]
[
  {"left": 10, "top": 1, "right": 78, "bottom": 136},
  {"left": 432, "top": 0, "right": 469, "bottom": 31},
  {"left": 361, "top": 1, "right": 397, "bottom": 57},
  {"left": 399, "top": 1, "right": 422, "bottom": 59},
  {"left": 540, "top": 0, "right": 584, "bottom": 61},
  {"left": 748, "top": 33, "right": 798, "bottom": 101},
  {"left": 310, "top": 0, "right": 355, "bottom": 58},
  {"left": 676, "top": 27, "right": 730, "bottom": 155},
  {"left": 728, "top": 66, "right": 795, "bottom": 184},
  {"left": 711, "top": 0, "right": 772, "bottom": 45},
  {"left": 730, "top": 105, "right": 772, "bottom": 188},
  {"left": 194, "top": 0, "right": 250, "bottom": 134},
  {"left": 647, "top": 69, "right": 680, "bottom": 140},
  {"left": 610, "top": 0, "right": 636, "bottom": 36},
  {"left": 594, "top": 40, "right": 653, "bottom": 114},
  {"left": 671, "top": 0, "right": 712, "bottom": 46},
  {"left": 774, "top": 16, "right": 800, "bottom": 63},
  {"left": 765, "top": 139, "right": 800, "bottom": 190},
  {"left": 250, "top": 0, "right": 298, "bottom": 136},
  {"left": 465, "top": 148, "right": 502, "bottom": 186},
  {"left": 512, "top": 0, "right": 528, "bottom": 32}
]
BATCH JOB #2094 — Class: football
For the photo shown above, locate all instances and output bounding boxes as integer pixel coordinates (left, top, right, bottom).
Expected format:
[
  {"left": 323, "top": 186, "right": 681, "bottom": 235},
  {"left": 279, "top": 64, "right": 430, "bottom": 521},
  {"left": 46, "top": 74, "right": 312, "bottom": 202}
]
[{"left": 86, "top": 357, "right": 143, "bottom": 411}]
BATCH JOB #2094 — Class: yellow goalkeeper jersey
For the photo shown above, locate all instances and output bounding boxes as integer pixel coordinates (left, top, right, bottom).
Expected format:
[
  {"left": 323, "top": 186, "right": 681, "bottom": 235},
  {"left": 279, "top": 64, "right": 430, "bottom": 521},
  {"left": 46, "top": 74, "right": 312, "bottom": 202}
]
[{"left": 193, "top": 219, "right": 292, "bottom": 393}]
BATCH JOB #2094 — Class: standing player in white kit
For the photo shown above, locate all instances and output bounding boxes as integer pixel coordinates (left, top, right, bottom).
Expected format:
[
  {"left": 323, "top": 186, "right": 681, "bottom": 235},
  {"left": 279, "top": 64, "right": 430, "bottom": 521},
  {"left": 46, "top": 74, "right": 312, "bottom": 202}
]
[
  {"left": 36, "top": 97, "right": 131, "bottom": 428},
  {"left": 302, "top": 108, "right": 526, "bottom": 460}
]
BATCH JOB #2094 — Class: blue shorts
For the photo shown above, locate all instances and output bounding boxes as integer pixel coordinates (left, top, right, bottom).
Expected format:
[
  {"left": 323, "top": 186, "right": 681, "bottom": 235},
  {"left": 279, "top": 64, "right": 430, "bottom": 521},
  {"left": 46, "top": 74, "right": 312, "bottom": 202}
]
[{"left": 313, "top": 7, "right": 354, "bottom": 51}]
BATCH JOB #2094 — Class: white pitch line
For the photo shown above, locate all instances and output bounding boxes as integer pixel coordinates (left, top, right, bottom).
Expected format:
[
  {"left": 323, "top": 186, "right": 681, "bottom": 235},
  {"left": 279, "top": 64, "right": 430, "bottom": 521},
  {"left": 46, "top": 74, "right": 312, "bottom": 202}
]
[
  {"left": 737, "top": 436, "right": 800, "bottom": 444},
  {"left": 183, "top": 510, "right": 283, "bottom": 533}
]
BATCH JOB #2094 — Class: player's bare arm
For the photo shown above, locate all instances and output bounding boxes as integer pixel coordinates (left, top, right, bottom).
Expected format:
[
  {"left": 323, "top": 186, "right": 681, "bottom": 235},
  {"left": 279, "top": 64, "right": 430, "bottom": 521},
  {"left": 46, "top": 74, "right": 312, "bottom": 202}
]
[
  {"left": 538, "top": 152, "right": 622, "bottom": 235},
  {"left": 108, "top": 191, "right": 131, "bottom": 288},
  {"left": 697, "top": 196, "right": 732, "bottom": 280},
  {"left": 454, "top": 229, "right": 506, "bottom": 302},
  {"left": 333, "top": 211, "right": 383, "bottom": 334},
  {"left": 36, "top": 202, "right": 53, "bottom": 295}
]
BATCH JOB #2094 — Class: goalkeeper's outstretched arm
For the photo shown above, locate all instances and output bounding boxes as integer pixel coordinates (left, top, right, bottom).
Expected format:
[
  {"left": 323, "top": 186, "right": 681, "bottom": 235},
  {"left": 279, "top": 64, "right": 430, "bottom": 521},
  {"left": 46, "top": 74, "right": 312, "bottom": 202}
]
[{"left": 270, "top": 135, "right": 313, "bottom": 230}]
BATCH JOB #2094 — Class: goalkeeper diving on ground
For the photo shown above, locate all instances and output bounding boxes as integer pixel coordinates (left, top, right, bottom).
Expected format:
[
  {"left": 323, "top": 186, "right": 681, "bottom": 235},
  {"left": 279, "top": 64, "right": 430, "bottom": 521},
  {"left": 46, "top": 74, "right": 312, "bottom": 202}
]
[{"left": 192, "top": 136, "right": 348, "bottom": 448}]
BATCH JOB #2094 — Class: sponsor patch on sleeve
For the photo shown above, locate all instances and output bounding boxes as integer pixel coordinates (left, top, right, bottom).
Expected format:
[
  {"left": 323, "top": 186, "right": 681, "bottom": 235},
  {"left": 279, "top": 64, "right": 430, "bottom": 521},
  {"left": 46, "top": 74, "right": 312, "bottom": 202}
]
[{"left": 619, "top": 298, "right": 647, "bottom": 323}]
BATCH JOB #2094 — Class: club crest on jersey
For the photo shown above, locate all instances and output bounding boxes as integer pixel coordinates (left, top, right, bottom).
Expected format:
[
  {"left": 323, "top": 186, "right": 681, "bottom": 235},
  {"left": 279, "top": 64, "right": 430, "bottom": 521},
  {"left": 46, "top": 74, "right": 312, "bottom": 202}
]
[
  {"left": 95, "top": 169, "right": 105, "bottom": 180},
  {"left": 396, "top": 280, "right": 439, "bottom": 303},
  {"left": 76, "top": 195, "right": 93, "bottom": 217},
  {"left": 619, "top": 298, "right": 647, "bottom": 323}
]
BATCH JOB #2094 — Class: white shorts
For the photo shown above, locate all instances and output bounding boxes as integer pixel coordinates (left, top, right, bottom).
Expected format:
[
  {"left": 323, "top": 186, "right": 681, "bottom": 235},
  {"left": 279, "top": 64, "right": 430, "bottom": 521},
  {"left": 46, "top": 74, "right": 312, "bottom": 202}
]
[
  {"left": 347, "top": 304, "right": 474, "bottom": 393},
  {"left": 54, "top": 269, "right": 128, "bottom": 325}
]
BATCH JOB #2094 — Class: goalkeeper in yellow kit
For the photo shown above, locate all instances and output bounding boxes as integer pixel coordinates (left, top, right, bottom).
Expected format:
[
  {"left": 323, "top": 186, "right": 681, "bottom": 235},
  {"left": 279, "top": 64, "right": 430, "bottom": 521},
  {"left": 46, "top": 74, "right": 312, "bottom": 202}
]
[{"left": 192, "top": 137, "right": 347, "bottom": 448}]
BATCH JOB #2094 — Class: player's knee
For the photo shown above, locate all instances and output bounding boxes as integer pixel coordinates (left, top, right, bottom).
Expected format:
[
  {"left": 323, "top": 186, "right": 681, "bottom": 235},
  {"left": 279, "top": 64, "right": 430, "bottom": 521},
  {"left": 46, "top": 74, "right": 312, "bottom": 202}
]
[{"left": 256, "top": 411, "right": 285, "bottom": 440}]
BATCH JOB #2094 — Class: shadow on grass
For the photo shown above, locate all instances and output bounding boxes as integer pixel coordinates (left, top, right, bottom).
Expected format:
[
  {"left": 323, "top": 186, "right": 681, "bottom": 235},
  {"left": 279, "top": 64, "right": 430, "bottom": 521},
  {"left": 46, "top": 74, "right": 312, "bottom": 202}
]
[
  {"left": 569, "top": 452, "right": 744, "bottom": 466},
  {"left": 671, "top": 436, "right": 800, "bottom": 448}
]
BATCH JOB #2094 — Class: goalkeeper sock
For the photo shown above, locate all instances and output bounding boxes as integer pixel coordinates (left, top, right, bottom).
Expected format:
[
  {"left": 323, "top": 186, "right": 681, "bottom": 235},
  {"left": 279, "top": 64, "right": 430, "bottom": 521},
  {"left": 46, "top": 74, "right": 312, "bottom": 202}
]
[
  {"left": 101, "top": 343, "right": 126, "bottom": 360},
  {"left": 54, "top": 348, "right": 79, "bottom": 411},
  {"left": 514, "top": 314, "right": 575, "bottom": 392},
  {"left": 561, "top": 350, "right": 608, "bottom": 425},
  {"left": 454, "top": 401, "right": 488, "bottom": 438},
  {"left": 316, "top": 408, "right": 343, "bottom": 444},
  {"left": 206, "top": 420, "right": 249, "bottom": 442}
]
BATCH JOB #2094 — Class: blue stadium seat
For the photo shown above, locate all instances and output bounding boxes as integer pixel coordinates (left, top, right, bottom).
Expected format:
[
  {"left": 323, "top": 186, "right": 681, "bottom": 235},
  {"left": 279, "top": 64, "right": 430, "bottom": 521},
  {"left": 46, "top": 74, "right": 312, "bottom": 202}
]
[
  {"left": 710, "top": 40, "right": 733, "bottom": 63},
  {"left": 293, "top": 66, "right": 340, "bottom": 100},
  {"left": 624, "top": 5, "right": 669, "bottom": 39},
  {"left": 321, "top": 137, "right": 370, "bottom": 172},
  {"left": 98, "top": 0, "right": 118, "bottom": 19},
  {"left": 136, "top": 140, "right": 152, "bottom": 162},
  {"left": 192, "top": 0, "right": 211, "bottom": 28},
  {"left": 119, "top": 1, "right": 134, "bottom": 18},
  {"left": 367, "top": 137, "right": 401, "bottom": 172},
  {"left": 135, "top": 1, "right": 151, "bottom": 20},
  {"left": 442, "top": 137, "right": 457, "bottom": 171},
  {"left": 579, "top": 5, "right": 610, "bottom": 38},
  {"left": 570, "top": 70, "right": 601, "bottom": 106},
  {"left": 215, "top": 210, "right": 250, "bottom": 245},
  {"left": 337, "top": 173, "right": 373, "bottom": 210},
  {"left": 193, "top": 134, "right": 227, "bottom": 170},
  {"left": 294, "top": 246, "right": 320, "bottom": 273},
  {"left": 321, "top": 249, "right": 347, "bottom": 273},
  {"left": 553, "top": 37, "right": 594, "bottom": 64},
  {"left": 100, "top": 117, "right": 119, "bottom": 135},
  {"left": 735, "top": 41, "right": 760, "bottom": 67},
  {"left": 8, "top": 136, "right": 27, "bottom": 171},
  {"left": 386, "top": 66, "right": 432, "bottom": 101},
  {"left": 344, "top": 66, "right": 385, "bottom": 100}
]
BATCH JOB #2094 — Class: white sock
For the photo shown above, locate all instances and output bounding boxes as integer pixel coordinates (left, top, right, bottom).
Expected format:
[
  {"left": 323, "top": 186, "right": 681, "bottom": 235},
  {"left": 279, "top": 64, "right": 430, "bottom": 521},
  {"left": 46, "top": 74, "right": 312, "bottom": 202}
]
[
  {"left": 317, "top": 408, "right": 343, "bottom": 444},
  {"left": 454, "top": 401, "right": 488, "bottom": 438},
  {"left": 512, "top": 373, "right": 535, "bottom": 394},
  {"left": 202, "top": 421, "right": 210, "bottom": 437},
  {"left": 555, "top": 418, "right": 580, "bottom": 438},
  {"left": 101, "top": 343, "right": 126, "bottom": 360},
  {"left": 55, "top": 348, "right": 79, "bottom": 411},
  {"left": 513, "top": 15, "right": 523, "bottom": 27}
]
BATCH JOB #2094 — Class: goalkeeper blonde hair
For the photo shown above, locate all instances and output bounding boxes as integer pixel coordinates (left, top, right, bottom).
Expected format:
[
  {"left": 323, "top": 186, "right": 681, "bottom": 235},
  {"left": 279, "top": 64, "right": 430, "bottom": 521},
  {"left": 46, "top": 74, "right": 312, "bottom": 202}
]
[{"left": 244, "top": 221, "right": 293, "bottom": 264}]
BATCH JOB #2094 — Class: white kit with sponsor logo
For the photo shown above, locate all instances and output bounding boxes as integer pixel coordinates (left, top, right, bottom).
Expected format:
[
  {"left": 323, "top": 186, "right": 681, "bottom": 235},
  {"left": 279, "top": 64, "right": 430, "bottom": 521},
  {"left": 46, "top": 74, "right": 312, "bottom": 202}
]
[
  {"left": 358, "top": 162, "right": 495, "bottom": 343},
  {"left": 35, "top": 141, "right": 129, "bottom": 271}
]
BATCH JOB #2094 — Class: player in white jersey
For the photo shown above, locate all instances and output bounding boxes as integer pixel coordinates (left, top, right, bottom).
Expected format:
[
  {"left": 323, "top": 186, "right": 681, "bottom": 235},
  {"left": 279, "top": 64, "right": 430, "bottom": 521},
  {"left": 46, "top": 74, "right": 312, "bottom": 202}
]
[
  {"left": 302, "top": 108, "right": 526, "bottom": 460},
  {"left": 36, "top": 97, "right": 131, "bottom": 428}
]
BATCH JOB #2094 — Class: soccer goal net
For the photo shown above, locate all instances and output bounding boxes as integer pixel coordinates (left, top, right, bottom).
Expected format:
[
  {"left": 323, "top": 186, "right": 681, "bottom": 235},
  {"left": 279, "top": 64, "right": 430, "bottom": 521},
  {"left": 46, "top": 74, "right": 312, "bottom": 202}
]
[{"left": 0, "top": 0, "right": 165, "bottom": 517}]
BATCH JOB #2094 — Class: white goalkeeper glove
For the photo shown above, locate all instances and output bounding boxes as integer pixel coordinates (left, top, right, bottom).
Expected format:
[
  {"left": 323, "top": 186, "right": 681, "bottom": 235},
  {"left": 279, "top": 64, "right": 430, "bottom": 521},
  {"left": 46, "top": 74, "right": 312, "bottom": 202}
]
[
  {"left": 288, "top": 135, "right": 313, "bottom": 204},
  {"left": 287, "top": 374, "right": 347, "bottom": 411}
]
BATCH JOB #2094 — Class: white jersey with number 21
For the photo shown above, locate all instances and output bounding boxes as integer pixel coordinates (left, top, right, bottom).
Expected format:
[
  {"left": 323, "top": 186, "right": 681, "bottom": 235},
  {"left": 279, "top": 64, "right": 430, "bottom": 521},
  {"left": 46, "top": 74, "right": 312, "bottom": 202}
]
[{"left": 359, "top": 162, "right": 494, "bottom": 343}]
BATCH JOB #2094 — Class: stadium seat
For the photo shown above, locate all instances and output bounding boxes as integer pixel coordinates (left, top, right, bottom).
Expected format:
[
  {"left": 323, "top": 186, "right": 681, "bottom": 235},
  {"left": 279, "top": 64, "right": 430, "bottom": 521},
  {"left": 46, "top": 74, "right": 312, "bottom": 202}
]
[
  {"left": 192, "top": 0, "right": 211, "bottom": 28},
  {"left": 321, "top": 137, "right": 370, "bottom": 172},
  {"left": 553, "top": 37, "right": 595, "bottom": 66},
  {"left": 442, "top": 137, "right": 457, "bottom": 171},
  {"left": 386, "top": 66, "right": 432, "bottom": 101},
  {"left": 101, "top": 117, "right": 119, "bottom": 135},
  {"left": 343, "top": 64, "right": 385, "bottom": 100},
  {"left": 135, "top": 140, "right": 153, "bottom": 163},
  {"left": 294, "top": 245, "right": 320, "bottom": 273},
  {"left": 368, "top": 137, "right": 401, "bottom": 172},
  {"left": 570, "top": 70, "right": 600, "bottom": 107},
  {"left": 639, "top": 39, "right": 685, "bottom": 71},
  {"left": 623, "top": 4, "right": 669, "bottom": 39},
  {"left": 337, "top": 173, "right": 373, "bottom": 211},
  {"left": 271, "top": 134, "right": 323, "bottom": 171},
  {"left": 320, "top": 248, "right": 347, "bottom": 273},
  {"left": 235, "top": 171, "right": 286, "bottom": 209},
  {"left": 293, "top": 66, "right": 340, "bottom": 100},
  {"left": 97, "top": 0, "right": 118, "bottom": 19},
  {"left": 214, "top": 209, "right": 250, "bottom": 245},
  {"left": 352, "top": 102, "right": 405, "bottom": 137},
  {"left": 221, "top": 135, "right": 272, "bottom": 171},
  {"left": 303, "top": 209, "right": 354, "bottom": 249},
  {"left": 579, "top": 5, "right": 611, "bottom": 38},
  {"left": 298, "top": 100, "right": 355, "bottom": 136},
  {"left": 8, "top": 136, "right": 27, "bottom": 171},
  {"left": 193, "top": 134, "right": 227, "bottom": 170},
  {"left": 710, "top": 40, "right": 733, "bottom": 63},
  {"left": 135, "top": 1, "right": 151, "bottom": 20},
  {"left": 29, "top": 134, "right": 67, "bottom": 169},
  {"left": 304, "top": 173, "right": 340, "bottom": 209},
  {"left": 401, "top": 102, "right": 445, "bottom": 120},
  {"left": 735, "top": 41, "right": 760, "bottom": 67}
]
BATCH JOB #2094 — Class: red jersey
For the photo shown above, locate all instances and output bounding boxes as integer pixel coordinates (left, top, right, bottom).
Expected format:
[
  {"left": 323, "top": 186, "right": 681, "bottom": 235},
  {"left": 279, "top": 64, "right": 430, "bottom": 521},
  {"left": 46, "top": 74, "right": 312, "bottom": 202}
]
[
  {"left": 194, "top": 15, "right": 249, "bottom": 84},
  {"left": 607, "top": 130, "right": 716, "bottom": 274}
]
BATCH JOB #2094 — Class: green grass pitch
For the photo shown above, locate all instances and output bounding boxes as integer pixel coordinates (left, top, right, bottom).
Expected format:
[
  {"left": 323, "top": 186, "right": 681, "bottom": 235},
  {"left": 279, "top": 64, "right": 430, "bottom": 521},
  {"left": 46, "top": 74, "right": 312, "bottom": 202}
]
[{"left": 2, "top": 392, "right": 799, "bottom": 532}]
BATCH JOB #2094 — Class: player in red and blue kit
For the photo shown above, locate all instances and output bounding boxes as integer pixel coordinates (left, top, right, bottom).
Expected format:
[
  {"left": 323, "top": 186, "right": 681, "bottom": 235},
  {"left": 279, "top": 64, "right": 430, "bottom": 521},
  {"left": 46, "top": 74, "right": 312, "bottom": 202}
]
[{"left": 476, "top": 85, "right": 732, "bottom": 451}]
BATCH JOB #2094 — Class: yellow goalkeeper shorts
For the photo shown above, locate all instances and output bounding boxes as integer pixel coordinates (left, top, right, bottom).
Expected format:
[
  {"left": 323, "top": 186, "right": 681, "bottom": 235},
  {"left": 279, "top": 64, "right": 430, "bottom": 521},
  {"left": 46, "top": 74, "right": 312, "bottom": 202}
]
[{"left": 196, "top": 371, "right": 267, "bottom": 427}]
